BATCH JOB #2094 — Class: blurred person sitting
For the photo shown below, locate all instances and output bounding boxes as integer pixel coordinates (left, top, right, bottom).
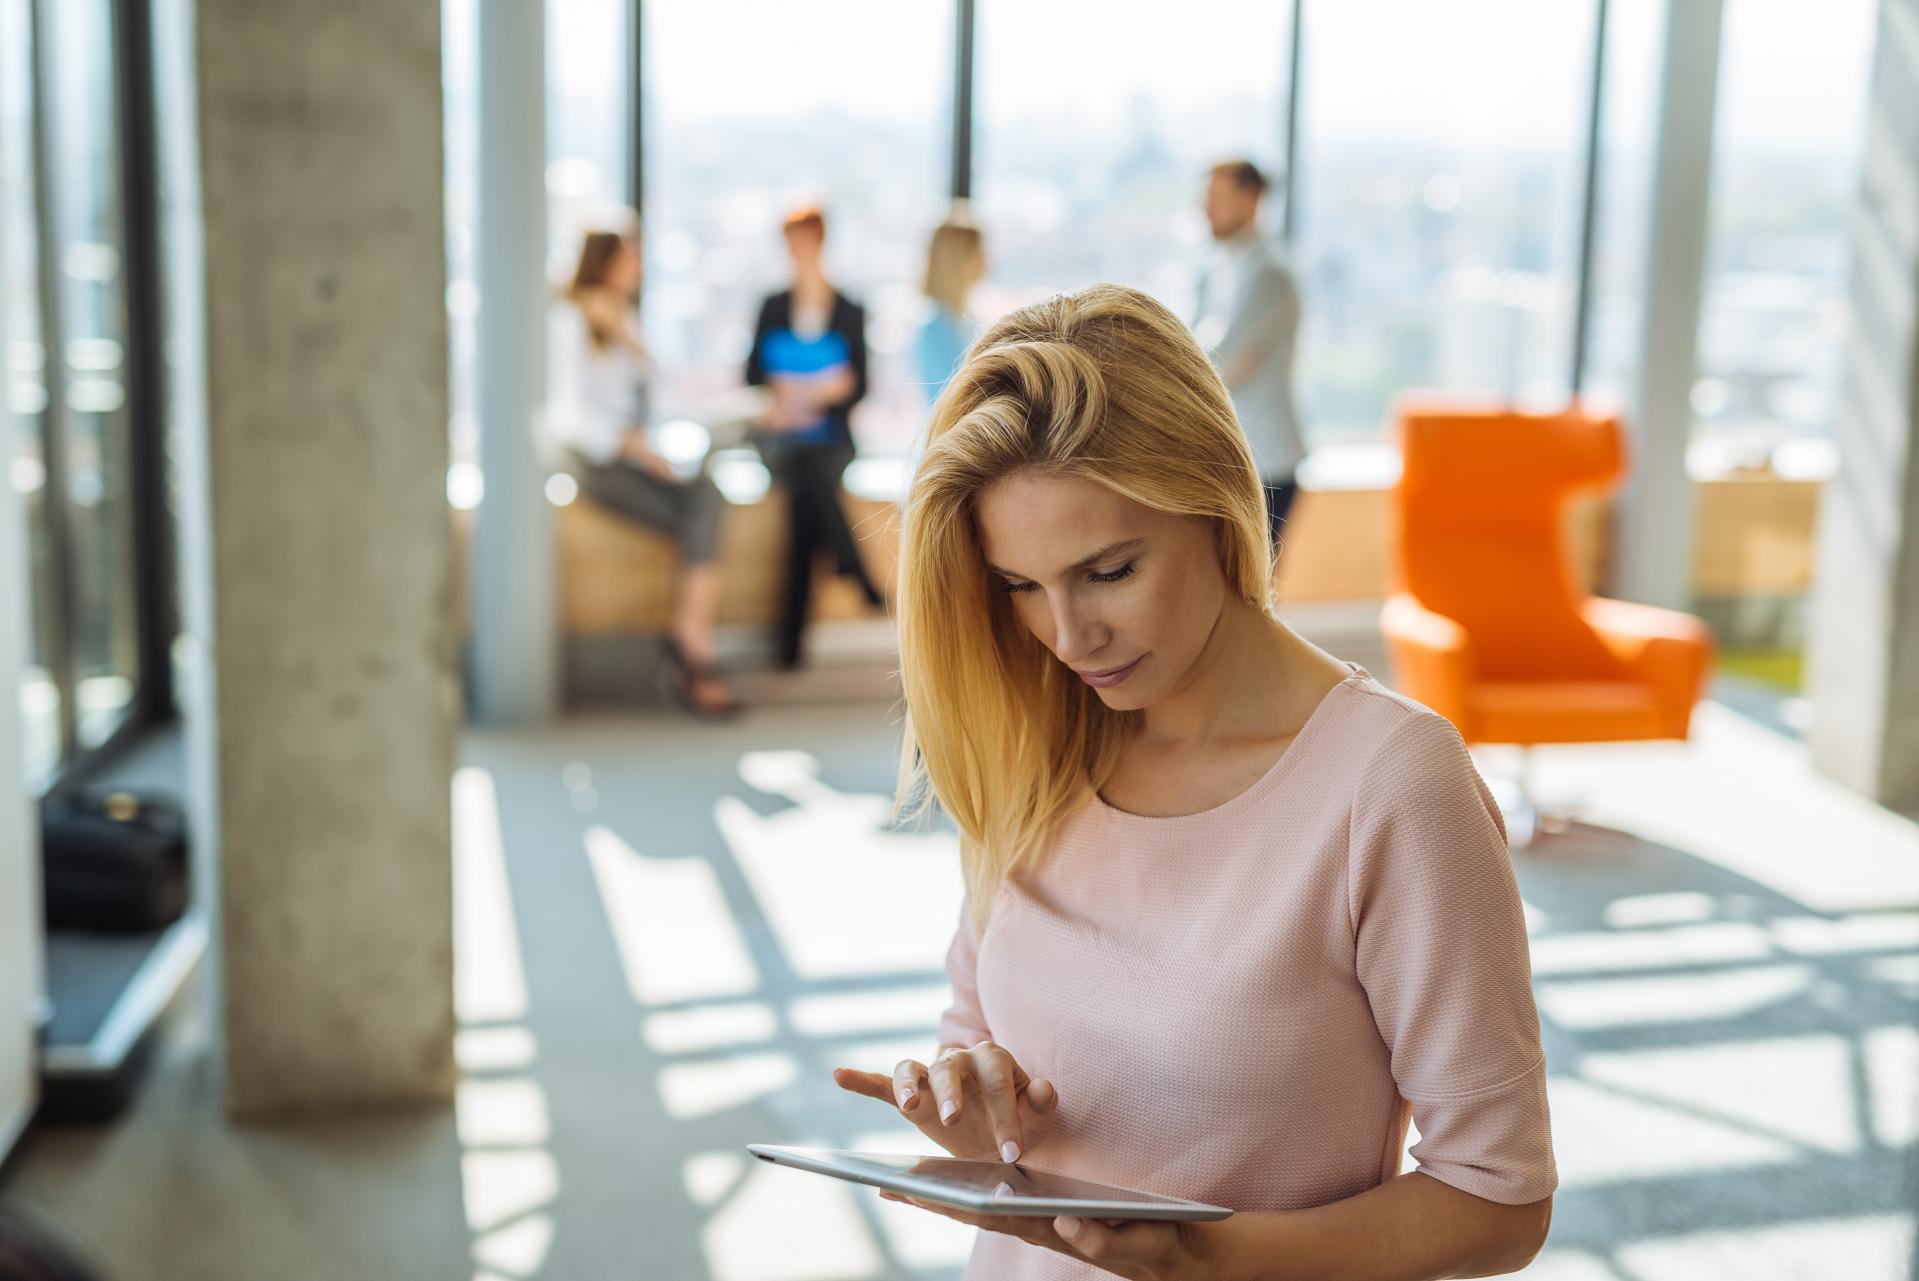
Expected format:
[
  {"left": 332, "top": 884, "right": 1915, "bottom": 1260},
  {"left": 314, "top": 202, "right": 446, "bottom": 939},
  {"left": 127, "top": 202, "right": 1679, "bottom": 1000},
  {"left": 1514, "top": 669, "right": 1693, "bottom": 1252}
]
[
  {"left": 916, "top": 213, "right": 985, "bottom": 405},
  {"left": 745, "top": 206, "right": 886, "bottom": 670},
  {"left": 551, "top": 222, "right": 739, "bottom": 718},
  {"left": 1193, "top": 159, "right": 1308, "bottom": 564}
]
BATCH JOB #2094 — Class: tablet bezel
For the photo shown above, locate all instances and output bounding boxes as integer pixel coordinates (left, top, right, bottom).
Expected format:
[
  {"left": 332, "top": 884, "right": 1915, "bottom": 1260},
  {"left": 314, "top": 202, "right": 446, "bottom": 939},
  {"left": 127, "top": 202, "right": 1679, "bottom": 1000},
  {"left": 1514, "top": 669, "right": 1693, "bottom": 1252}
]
[{"left": 746, "top": 1143, "right": 1234, "bottom": 1222}]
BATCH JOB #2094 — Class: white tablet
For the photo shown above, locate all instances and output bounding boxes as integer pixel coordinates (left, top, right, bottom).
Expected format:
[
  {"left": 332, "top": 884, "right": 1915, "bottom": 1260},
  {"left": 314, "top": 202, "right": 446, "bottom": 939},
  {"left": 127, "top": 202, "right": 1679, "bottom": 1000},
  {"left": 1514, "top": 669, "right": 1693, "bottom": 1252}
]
[{"left": 746, "top": 1144, "right": 1234, "bottom": 1222}]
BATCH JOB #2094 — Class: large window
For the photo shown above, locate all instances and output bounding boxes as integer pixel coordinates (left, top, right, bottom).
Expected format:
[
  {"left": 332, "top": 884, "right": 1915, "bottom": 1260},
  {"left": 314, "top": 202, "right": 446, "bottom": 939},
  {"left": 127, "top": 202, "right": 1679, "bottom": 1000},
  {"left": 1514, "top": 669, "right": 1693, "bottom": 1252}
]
[
  {"left": 974, "top": 0, "right": 1289, "bottom": 321},
  {"left": 1, "top": 0, "right": 58, "bottom": 783},
  {"left": 1292, "top": 0, "right": 1596, "bottom": 441},
  {"left": 439, "top": 0, "right": 1878, "bottom": 478},
  {"left": 1578, "top": 0, "right": 1661, "bottom": 417},
  {"left": 5, "top": 0, "right": 158, "bottom": 788},
  {"left": 1690, "top": 0, "right": 1874, "bottom": 457},
  {"left": 546, "top": 0, "right": 630, "bottom": 271},
  {"left": 642, "top": 0, "right": 952, "bottom": 456},
  {"left": 43, "top": 0, "right": 140, "bottom": 751}
]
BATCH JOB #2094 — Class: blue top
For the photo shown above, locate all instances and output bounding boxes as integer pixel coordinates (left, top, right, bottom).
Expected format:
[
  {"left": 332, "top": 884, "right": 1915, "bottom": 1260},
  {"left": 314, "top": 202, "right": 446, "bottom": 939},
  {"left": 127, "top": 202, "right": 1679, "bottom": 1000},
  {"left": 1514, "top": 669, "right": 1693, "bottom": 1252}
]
[
  {"left": 914, "top": 303, "right": 976, "bottom": 405},
  {"left": 758, "top": 327, "right": 853, "bottom": 446}
]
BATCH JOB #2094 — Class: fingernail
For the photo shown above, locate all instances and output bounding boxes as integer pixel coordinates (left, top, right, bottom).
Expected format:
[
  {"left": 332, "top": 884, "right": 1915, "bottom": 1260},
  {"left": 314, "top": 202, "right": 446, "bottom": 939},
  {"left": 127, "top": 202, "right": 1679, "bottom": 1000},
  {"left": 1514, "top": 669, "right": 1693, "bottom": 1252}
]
[
  {"left": 940, "top": 1101, "right": 956, "bottom": 1122},
  {"left": 1000, "top": 1140, "right": 1020, "bottom": 1163},
  {"left": 1056, "top": 1216, "right": 1081, "bottom": 1238},
  {"left": 898, "top": 1090, "right": 914, "bottom": 1108}
]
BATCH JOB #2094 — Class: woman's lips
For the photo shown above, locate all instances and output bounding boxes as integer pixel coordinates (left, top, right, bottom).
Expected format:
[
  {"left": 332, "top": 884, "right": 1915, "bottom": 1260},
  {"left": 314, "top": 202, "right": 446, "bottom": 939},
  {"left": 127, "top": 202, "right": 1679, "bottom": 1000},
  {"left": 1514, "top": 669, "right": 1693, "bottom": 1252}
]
[{"left": 1077, "top": 655, "right": 1145, "bottom": 688}]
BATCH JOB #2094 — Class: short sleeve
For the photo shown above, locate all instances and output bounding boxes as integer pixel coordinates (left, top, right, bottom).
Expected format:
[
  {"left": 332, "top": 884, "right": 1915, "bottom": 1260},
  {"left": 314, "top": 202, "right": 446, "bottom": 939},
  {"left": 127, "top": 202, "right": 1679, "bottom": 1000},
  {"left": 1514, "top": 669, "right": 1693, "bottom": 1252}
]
[
  {"left": 1348, "top": 709, "right": 1558, "bottom": 1205},
  {"left": 934, "top": 893, "right": 990, "bottom": 1050}
]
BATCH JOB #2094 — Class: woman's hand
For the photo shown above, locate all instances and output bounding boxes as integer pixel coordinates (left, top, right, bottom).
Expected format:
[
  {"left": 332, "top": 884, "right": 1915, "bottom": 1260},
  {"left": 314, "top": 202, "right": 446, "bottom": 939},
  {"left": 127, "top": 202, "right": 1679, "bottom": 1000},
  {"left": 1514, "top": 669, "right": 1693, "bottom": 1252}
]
[
  {"left": 874, "top": 1192, "right": 1215, "bottom": 1281},
  {"left": 831, "top": 1040, "right": 1059, "bottom": 1163},
  {"left": 760, "top": 382, "right": 812, "bottom": 432},
  {"left": 619, "top": 432, "right": 679, "bottom": 481}
]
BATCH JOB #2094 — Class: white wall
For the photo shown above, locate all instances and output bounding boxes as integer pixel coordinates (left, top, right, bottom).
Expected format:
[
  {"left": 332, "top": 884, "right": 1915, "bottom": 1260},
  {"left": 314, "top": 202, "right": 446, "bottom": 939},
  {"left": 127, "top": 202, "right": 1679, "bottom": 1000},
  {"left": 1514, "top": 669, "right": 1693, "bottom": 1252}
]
[{"left": 0, "top": 146, "right": 44, "bottom": 1158}]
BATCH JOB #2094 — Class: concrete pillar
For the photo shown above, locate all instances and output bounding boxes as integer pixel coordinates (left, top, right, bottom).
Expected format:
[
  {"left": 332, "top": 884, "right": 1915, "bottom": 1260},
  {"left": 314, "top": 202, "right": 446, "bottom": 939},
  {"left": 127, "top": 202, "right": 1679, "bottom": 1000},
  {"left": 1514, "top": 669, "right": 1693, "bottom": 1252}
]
[
  {"left": 195, "top": 0, "right": 456, "bottom": 1113},
  {"left": 1808, "top": 0, "right": 1919, "bottom": 815},
  {"left": 1613, "top": 0, "right": 1723, "bottom": 609},
  {"left": 470, "top": 0, "right": 558, "bottom": 725}
]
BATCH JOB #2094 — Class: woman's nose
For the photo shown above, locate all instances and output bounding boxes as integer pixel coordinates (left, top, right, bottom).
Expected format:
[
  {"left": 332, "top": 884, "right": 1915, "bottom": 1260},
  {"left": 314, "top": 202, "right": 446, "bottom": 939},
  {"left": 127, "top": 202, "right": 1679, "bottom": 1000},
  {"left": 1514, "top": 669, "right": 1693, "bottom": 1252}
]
[{"left": 1047, "top": 599, "right": 1106, "bottom": 665}]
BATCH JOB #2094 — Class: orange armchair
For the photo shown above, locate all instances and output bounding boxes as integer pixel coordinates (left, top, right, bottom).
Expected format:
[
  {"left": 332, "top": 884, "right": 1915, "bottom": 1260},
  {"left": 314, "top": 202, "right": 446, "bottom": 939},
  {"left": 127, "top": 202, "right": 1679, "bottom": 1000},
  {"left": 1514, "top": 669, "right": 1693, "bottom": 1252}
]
[{"left": 1381, "top": 402, "right": 1713, "bottom": 748}]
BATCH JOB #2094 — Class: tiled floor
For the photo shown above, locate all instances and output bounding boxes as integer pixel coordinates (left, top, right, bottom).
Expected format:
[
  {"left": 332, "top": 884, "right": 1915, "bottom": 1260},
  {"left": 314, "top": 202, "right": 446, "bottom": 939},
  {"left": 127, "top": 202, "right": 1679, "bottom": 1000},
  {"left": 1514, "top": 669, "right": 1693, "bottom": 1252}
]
[{"left": 9, "top": 688, "right": 1918, "bottom": 1281}]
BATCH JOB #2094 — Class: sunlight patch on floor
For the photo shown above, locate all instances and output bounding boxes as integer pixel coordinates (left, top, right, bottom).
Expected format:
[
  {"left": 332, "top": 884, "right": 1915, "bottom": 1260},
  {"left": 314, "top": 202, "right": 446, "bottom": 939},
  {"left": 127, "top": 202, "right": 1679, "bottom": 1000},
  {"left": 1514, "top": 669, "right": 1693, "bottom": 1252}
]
[
  {"left": 1546, "top": 1077, "right": 1798, "bottom": 1187},
  {"left": 715, "top": 750, "right": 961, "bottom": 981},
  {"left": 643, "top": 1001, "right": 779, "bottom": 1054},
  {"left": 659, "top": 1050, "right": 799, "bottom": 1121},
  {"left": 790, "top": 985, "right": 953, "bottom": 1037},
  {"left": 1538, "top": 964, "right": 1812, "bottom": 1029},
  {"left": 1578, "top": 1035, "right": 1863, "bottom": 1155},
  {"left": 704, "top": 1157, "right": 885, "bottom": 1281},
  {"left": 586, "top": 824, "right": 760, "bottom": 1005},
  {"left": 1613, "top": 1212, "right": 1913, "bottom": 1280},
  {"left": 1529, "top": 922, "right": 1774, "bottom": 976},
  {"left": 454, "top": 766, "right": 557, "bottom": 1281},
  {"left": 1863, "top": 1024, "right": 1919, "bottom": 1148},
  {"left": 454, "top": 767, "right": 528, "bottom": 1023}
]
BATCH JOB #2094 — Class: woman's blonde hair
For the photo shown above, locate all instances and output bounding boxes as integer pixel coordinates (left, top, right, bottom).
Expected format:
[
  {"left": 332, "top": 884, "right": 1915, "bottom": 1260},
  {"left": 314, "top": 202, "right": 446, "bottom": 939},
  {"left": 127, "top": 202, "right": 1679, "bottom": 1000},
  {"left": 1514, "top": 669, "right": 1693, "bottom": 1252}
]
[
  {"left": 896, "top": 284, "right": 1273, "bottom": 934},
  {"left": 922, "top": 218, "right": 984, "bottom": 314}
]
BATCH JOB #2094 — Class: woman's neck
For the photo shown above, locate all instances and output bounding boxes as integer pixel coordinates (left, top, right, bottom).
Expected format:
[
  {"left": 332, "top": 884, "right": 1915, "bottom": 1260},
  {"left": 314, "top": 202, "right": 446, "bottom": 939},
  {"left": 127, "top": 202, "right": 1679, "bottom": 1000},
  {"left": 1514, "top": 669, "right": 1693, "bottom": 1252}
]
[
  {"left": 792, "top": 271, "right": 832, "bottom": 307},
  {"left": 1139, "top": 599, "right": 1298, "bottom": 748}
]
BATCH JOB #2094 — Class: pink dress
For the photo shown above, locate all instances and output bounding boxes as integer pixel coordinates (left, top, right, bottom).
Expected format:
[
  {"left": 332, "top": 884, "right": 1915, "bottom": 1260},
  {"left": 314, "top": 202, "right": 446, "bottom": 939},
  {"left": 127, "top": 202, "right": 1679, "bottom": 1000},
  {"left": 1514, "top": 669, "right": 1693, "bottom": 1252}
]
[{"left": 936, "top": 665, "right": 1557, "bottom": 1279}]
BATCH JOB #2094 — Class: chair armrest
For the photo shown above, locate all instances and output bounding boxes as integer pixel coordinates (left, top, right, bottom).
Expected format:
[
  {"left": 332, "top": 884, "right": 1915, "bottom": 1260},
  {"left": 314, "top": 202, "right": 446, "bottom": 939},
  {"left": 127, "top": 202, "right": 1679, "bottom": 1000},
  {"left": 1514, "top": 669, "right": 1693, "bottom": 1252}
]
[
  {"left": 1581, "top": 596, "right": 1715, "bottom": 737},
  {"left": 1380, "top": 593, "right": 1475, "bottom": 734}
]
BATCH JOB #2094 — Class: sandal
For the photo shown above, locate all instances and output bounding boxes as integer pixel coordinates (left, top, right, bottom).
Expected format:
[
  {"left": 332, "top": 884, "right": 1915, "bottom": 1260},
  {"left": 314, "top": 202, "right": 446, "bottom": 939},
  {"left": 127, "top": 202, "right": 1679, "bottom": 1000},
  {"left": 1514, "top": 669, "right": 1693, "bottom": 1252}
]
[{"left": 660, "top": 638, "right": 743, "bottom": 721}]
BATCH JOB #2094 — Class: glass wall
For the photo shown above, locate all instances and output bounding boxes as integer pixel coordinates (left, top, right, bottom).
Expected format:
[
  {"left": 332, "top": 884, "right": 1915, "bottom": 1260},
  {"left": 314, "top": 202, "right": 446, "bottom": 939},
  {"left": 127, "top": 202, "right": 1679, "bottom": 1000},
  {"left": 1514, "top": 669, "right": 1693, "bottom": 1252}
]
[
  {"left": 974, "top": 0, "right": 1288, "bottom": 320},
  {"left": 1579, "top": 0, "right": 1661, "bottom": 417},
  {"left": 1691, "top": 0, "right": 1874, "bottom": 458},
  {"left": 547, "top": 0, "right": 629, "bottom": 270},
  {"left": 5, "top": 0, "right": 158, "bottom": 788},
  {"left": 43, "top": 0, "right": 140, "bottom": 750},
  {"left": 457, "top": 0, "right": 1875, "bottom": 469},
  {"left": 1292, "top": 0, "right": 1596, "bottom": 442},
  {"left": 1, "top": 0, "right": 59, "bottom": 783},
  {"left": 642, "top": 0, "right": 952, "bottom": 456},
  {"left": 442, "top": 0, "right": 637, "bottom": 492}
]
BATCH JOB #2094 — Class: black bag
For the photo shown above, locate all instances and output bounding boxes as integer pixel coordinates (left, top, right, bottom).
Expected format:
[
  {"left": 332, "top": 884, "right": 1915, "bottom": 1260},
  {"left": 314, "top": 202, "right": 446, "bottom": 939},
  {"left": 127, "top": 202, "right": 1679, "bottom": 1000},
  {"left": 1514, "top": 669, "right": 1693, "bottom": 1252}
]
[{"left": 40, "top": 790, "right": 188, "bottom": 933}]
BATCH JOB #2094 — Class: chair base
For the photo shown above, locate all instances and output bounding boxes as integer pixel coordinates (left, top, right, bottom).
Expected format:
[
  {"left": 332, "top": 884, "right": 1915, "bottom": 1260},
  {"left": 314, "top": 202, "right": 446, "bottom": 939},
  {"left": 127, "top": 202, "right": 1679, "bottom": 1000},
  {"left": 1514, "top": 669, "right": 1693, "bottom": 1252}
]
[{"left": 1478, "top": 746, "right": 1581, "bottom": 848}]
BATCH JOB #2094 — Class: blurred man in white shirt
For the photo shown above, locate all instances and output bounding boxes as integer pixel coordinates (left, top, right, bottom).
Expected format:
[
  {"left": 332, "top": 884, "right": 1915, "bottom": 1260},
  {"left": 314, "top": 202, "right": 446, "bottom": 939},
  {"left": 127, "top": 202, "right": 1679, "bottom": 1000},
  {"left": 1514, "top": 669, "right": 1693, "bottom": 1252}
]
[{"left": 1193, "top": 159, "right": 1307, "bottom": 561}]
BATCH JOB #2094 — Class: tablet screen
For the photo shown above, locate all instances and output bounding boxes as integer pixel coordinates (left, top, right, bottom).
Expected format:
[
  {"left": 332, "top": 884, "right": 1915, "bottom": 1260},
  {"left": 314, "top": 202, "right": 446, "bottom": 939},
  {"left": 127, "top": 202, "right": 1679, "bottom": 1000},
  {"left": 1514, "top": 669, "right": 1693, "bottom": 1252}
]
[{"left": 759, "top": 1146, "right": 1220, "bottom": 1212}]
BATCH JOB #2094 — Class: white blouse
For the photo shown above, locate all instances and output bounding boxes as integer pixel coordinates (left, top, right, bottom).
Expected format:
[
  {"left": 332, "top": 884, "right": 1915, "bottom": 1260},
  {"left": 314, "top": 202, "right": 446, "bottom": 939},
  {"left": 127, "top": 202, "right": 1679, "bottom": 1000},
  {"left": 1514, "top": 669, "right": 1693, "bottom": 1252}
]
[{"left": 547, "top": 303, "right": 652, "bottom": 466}]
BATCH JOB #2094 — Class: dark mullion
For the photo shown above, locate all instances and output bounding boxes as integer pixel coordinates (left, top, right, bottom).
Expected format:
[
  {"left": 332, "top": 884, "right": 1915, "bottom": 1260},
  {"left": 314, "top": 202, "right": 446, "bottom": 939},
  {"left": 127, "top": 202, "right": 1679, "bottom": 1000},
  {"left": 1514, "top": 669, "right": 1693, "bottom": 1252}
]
[
  {"left": 26, "top": 0, "right": 79, "bottom": 765},
  {"left": 1281, "top": 0, "right": 1303, "bottom": 245},
  {"left": 114, "top": 0, "right": 173, "bottom": 723},
  {"left": 1570, "top": 0, "right": 1610, "bottom": 398},
  {"left": 628, "top": 0, "right": 644, "bottom": 216},
  {"left": 950, "top": 0, "right": 975, "bottom": 201}
]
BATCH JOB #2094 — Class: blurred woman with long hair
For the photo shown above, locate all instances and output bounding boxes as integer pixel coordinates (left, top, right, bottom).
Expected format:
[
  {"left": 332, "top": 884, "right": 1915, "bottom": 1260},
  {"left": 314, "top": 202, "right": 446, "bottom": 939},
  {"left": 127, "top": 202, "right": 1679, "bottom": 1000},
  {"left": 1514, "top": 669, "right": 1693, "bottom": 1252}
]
[
  {"left": 831, "top": 285, "right": 1556, "bottom": 1279},
  {"left": 916, "top": 213, "right": 985, "bottom": 405},
  {"left": 552, "top": 223, "right": 737, "bottom": 717}
]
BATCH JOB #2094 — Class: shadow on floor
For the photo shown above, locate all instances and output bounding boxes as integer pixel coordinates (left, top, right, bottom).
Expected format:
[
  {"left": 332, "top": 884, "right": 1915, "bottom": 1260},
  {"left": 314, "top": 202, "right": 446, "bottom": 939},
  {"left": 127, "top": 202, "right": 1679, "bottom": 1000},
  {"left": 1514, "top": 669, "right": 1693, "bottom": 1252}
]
[{"left": 458, "top": 704, "right": 1917, "bottom": 1281}]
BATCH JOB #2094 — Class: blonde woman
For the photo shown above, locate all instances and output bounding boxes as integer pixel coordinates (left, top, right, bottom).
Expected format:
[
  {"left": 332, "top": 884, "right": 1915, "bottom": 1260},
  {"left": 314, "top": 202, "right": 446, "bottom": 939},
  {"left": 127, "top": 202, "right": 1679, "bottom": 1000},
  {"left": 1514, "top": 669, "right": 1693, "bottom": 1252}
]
[
  {"left": 917, "top": 215, "right": 986, "bottom": 403},
  {"left": 832, "top": 285, "right": 1555, "bottom": 1279}
]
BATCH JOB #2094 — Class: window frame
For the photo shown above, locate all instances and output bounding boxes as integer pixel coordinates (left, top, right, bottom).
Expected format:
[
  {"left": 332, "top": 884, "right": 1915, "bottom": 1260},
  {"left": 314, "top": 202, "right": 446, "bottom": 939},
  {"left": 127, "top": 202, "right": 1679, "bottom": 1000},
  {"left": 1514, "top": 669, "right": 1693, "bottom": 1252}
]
[{"left": 12, "top": 0, "right": 175, "bottom": 795}]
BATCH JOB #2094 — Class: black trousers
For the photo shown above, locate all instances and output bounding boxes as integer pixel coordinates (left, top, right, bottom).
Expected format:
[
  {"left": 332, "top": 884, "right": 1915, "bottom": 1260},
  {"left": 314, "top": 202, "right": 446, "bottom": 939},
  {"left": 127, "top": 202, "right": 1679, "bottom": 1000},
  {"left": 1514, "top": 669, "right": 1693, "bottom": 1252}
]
[
  {"left": 1264, "top": 474, "right": 1300, "bottom": 561},
  {"left": 768, "top": 441, "right": 875, "bottom": 668}
]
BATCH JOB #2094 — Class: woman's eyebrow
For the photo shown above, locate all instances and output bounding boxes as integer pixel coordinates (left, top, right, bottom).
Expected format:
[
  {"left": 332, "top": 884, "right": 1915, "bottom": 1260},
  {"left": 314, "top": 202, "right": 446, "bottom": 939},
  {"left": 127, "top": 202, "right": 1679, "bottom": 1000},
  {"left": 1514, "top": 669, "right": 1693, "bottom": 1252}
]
[{"left": 985, "top": 538, "right": 1144, "bottom": 580}]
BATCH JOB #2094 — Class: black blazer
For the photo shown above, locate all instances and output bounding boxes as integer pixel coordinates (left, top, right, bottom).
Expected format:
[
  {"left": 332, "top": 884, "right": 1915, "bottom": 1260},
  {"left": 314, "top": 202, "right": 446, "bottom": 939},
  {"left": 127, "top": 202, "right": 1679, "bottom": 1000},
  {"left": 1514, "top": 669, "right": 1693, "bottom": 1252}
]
[{"left": 744, "top": 289, "right": 869, "bottom": 451}]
